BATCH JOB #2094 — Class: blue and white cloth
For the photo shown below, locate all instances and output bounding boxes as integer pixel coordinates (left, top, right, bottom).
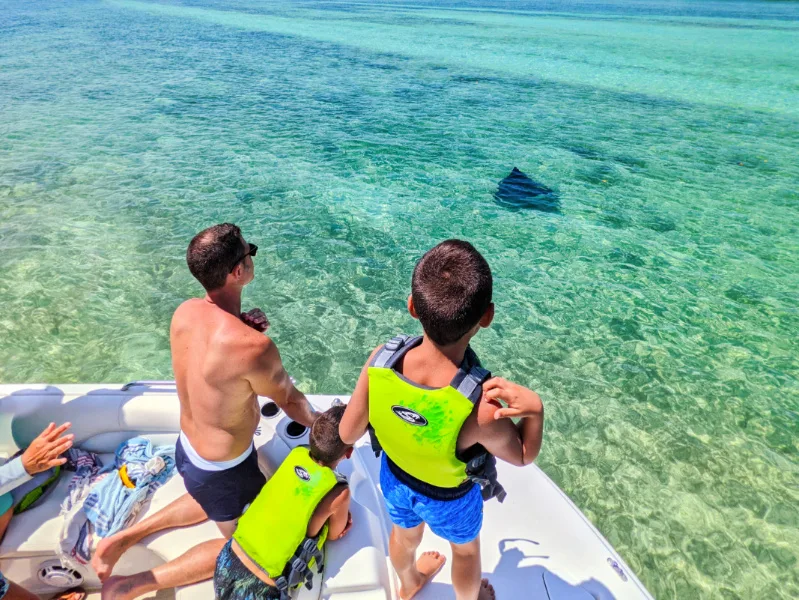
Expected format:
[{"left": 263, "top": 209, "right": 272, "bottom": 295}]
[
  {"left": 83, "top": 437, "right": 175, "bottom": 538},
  {"left": 57, "top": 449, "right": 106, "bottom": 570}
]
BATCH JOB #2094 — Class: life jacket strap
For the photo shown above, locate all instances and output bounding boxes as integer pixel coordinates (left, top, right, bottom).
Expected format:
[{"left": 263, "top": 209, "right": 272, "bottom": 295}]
[
  {"left": 302, "top": 537, "right": 325, "bottom": 574},
  {"left": 277, "top": 533, "right": 327, "bottom": 597},
  {"left": 465, "top": 451, "right": 507, "bottom": 503},
  {"left": 274, "top": 576, "right": 290, "bottom": 600},
  {"left": 451, "top": 351, "right": 508, "bottom": 503},
  {"left": 451, "top": 348, "right": 491, "bottom": 404},
  {"left": 371, "top": 334, "right": 421, "bottom": 369}
]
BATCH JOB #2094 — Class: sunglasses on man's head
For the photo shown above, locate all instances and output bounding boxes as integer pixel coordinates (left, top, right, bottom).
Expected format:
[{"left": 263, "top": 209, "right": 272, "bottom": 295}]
[{"left": 230, "top": 243, "right": 258, "bottom": 272}]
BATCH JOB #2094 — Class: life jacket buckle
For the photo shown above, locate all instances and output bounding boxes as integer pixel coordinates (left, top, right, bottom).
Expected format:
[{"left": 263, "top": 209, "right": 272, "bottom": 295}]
[
  {"left": 384, "top": 334, "right": 408, "bottom": 352},
  {"left": 302, "top": 537, "right": 325, "bottom": 573},
  {"left": 466, "top": 452, "right": 507, "bottom": 503},
  {"left": 287, "top": 557, "right": 308, "bottom": 589},
  {"left": 274, "top": 576, "right": 290, "bottom": 600},
  {"left": 367, "top": 424, "right": 383, "bottom": 457}
]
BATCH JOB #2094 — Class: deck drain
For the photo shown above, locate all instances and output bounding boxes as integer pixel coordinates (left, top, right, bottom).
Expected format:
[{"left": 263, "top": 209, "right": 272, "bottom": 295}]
[
  {"left": 38, "top": 560, "right": 83, "bottom": 588},
  {"left": 285, "top": 421, "right": 308, "bottom": 439},
  {"left": 261, "top": 402, "right": 281, "bottom": 418}
]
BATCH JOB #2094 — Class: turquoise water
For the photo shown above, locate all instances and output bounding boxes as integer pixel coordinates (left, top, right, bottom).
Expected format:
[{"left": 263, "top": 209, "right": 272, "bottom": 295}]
[{"left": 1, "top": 0, "right": 797, "bottom": 596}]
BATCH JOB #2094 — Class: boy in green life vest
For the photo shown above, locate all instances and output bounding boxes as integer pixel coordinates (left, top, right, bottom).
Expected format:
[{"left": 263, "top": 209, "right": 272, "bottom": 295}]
[
  {"left": 214, "top": 405, "right": 353, "bottom": 600},
  {"left": 340, "top": 239, "right": 545, "bottom": 600}
]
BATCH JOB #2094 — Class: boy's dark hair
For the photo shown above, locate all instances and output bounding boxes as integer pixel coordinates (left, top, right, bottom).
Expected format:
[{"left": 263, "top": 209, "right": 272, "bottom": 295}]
[
  {"left": 309, "top": 405, "right": 349, "bottom": 465},
  {"left": 412, "top": 239, "right": 493, "bottom": 346},
  {"left": 186, "top": 223, "right": 246, "bottom": 291}
]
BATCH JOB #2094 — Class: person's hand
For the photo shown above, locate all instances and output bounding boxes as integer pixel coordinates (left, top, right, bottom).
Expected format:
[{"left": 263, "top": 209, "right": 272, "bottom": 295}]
[
  {"left": 241, "top": 308, "right": 269, "bottom": 333},
  {"left": 482, "top": 378, "right": 544, "bottom": 420},
  {"left": 21, "top": 422, "right": 74, "bottom": 475}
]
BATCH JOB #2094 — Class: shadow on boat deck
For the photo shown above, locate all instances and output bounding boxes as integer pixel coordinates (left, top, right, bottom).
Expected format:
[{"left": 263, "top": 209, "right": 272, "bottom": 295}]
[{"left": 420, "top": 538, "right": 617, "bottom": 599}]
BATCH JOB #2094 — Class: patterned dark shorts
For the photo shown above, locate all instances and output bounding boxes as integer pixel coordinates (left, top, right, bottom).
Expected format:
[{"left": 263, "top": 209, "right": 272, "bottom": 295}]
[
  {"left": 0, "top": 570, "right": 9, "bottom": 599},
  {"left": 214, "top": 540, "right": 280, "bottom": 600}
]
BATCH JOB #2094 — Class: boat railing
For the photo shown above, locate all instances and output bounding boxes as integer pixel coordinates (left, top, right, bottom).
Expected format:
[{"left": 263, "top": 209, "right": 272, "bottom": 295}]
[{"left": 120, "top": 380, "right": 177, "bottom": 392}]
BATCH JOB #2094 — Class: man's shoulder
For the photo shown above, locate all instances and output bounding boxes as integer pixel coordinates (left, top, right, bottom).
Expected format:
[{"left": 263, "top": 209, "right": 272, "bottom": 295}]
[
  {"left": 171, "top": 298, "right": 207, "bottom": 334},
  {"left": 215, "top": 323, "right": 276, "bottom": 358},
  {"left": 173, "top": 297, "right": 204, "bottom": 317}
]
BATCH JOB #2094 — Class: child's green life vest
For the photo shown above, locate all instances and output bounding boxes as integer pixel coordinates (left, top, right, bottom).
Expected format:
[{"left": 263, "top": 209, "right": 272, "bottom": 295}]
[
  {"left": 368, "top": 339, "right": 478, "bottom": 489},
  {"left": 233, "top": 446, "right": 340, "bottom": 579}
]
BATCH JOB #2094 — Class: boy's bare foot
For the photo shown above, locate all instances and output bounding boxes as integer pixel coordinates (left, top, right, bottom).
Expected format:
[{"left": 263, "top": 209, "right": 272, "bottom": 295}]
[
  {"left": 51, "top": 588, "right": 86, "bottom": 600},
  {"left": 93, "top": 534, "right": 129, "bottom": 581},
  {"left": 399, "top": 551, "right": 447, "bottom": 600},
  {"left": 478, "top": 578, "right": 496, "bottom": 600}
]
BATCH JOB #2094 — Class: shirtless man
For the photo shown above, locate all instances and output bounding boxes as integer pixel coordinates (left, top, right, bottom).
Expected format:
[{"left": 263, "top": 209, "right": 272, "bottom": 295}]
[{"left": 96, "top": 223, "right": 318, "bottom": 600}]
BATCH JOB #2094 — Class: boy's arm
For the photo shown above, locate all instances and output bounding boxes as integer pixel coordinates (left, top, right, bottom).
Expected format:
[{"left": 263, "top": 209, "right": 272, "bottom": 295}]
[
  {"left": 339, "top": 347, "right": 381, "bottom": 445},
  {"left": 470, "top": 377, "right": 544, "bottom": 467},
  {"left": 308, "top": 484, "right": 351, "bottom": 541}
]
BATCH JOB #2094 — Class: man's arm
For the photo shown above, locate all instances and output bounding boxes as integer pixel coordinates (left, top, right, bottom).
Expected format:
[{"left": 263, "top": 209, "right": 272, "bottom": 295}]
[
  {"left": 246, "top": 337, "right": 318, "bottom": 427},
  {"left": 339, "top": 347, "right": 381, "bottom": 445},
  {"left": 470, "top": 378, "right": 544, "bottom": 467}
]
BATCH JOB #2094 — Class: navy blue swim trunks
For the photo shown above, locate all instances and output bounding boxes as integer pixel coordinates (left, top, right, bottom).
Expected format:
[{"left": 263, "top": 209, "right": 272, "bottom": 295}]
[{"left": 175, "top": 437, "right": 266, "bottom": 522}]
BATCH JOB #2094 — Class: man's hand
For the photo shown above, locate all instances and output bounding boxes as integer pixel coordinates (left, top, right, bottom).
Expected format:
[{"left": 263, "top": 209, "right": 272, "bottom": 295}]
[
  {"left": 21, "top": 422, "right": 74, "bottom": 475},
  {"left": 241, "top": 308, "right": 269, "bottom": 333},
  {"left": 482, "top": 378, "right": 544, "bottom": 420}
]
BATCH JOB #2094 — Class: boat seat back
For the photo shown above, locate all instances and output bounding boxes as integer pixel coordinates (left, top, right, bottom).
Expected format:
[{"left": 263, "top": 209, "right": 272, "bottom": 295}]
[{"left": 0, "top": 385, "right": 181, "bottom": 455}]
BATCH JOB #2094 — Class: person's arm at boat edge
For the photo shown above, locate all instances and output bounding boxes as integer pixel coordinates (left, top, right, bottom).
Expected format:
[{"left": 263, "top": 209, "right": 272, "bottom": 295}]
[
  {"left": 0, "top": 422, "right": 74, "bottom": 496},
  {"left": 474, "top": 377, "right": 544, "bottom": 467},
  {"left": 308, "top": 483, "right": 352, "bottom": 542},
  {"left": 246, "top": 336, "right": 318, "bottom": 428},
  {"left": 339, "top": 347, "right": 381, "bottom": 445}
]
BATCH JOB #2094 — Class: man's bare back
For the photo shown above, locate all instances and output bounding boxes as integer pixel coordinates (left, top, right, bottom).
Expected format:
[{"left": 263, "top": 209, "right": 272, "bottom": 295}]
[{"left": 172, "top": 298, "right": 271, "bottom": 462}]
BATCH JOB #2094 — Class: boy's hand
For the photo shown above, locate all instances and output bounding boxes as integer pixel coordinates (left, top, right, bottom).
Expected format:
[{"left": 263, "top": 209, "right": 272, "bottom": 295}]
[
  {"left": 482, "top": 378, "right": 543, "bottom": 420},
  {"left": 339, "top": 512, "right": 354, "bottom": 539},
  {"left": 241, "top": 308, "right": 269, "bottom": 333}
]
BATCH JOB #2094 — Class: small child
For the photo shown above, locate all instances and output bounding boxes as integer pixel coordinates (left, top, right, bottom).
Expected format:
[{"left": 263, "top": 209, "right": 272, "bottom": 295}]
[
  {"left": 215, "top": 406, "right": 353, "bottom": 600},
  {"left": 340, "top": 240, "right": 545, "bottom": 600}
]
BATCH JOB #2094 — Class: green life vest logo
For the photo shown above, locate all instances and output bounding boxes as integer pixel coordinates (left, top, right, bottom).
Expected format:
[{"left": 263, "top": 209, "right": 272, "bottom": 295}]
[
  {"left": 295, "top": 466, "right": 311, "bottom": 481},
  {"left": 391, "top": 405, "right": 428, "bottom": 427}
]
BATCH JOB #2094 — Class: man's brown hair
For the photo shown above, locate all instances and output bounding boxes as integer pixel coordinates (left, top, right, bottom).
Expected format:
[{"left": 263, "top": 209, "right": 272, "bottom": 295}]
[{"left": 186, "top": 223, "right": 246, "bottom": 291}]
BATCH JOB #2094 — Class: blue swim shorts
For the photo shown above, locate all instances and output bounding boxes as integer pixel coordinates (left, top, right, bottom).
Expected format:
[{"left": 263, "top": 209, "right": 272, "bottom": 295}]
[{"left": 379, "top": 454, "right": 483, "bottom": 545}]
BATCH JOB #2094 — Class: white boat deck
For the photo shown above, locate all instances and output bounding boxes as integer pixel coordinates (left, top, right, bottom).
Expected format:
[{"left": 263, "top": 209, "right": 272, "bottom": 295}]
[{"left": 0, "top": 383, "right": 653, "bottom": 600}]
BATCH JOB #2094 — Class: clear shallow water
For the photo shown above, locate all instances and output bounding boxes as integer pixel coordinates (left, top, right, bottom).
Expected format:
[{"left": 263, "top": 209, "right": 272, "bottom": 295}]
[{"left": 1, "top": 0, "right": 797, "bottom": 597}]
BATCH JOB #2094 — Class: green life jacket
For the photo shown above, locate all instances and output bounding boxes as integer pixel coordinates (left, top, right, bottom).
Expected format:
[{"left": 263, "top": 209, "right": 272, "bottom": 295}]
[
  {"left": 13, "top": 465, "right": 62, "bottom": 515},
  {"left": 233, "top": 446, "right": 345, "bottom": 599},
  {"left": 368, "top": 335, "right": 506, "bottom": 502}
]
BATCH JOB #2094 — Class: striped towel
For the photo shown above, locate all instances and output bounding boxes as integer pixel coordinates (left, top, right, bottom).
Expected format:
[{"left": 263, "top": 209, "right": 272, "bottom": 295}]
[{"left": 83, "top": 437, "right": 175, "bottom": 538}]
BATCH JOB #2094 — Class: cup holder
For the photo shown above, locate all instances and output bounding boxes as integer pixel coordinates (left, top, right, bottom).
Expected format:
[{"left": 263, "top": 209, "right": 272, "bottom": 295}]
[
  {"left": 285, "top": 421, "right": 308, "bottom": 439},
  {"left": 261, "top": 402, "right": 281, "bottom": 418}
]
